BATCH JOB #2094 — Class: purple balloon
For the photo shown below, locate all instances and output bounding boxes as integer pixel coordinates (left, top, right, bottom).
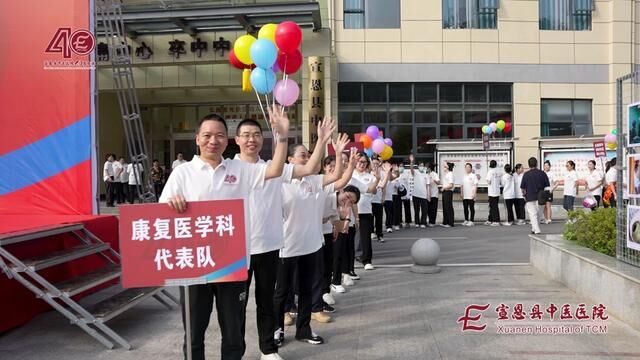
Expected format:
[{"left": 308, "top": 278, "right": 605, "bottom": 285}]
[
  {"left": 366, "top": 125, "right": 379, "bottom": 139},
  {"left": 583, "top": 197, "right": 597, "bottom": 209},
  {"left": 489, "top": 122, "right": 497, "bottom": 131},
  {"left": 384, "top": 138, "right": 393, "bottom": 146},
  {"left": 273, "top": 79, "right": 300, "bottom": 106},
  {"left": 272, "top": 61, "right": 281, "bottom": 73},
  {"left": 604, "top": 134, "right": 616, "bottom": 144},
  {"left": 372, "top": 139, "right": 386, "bottom": 154}
]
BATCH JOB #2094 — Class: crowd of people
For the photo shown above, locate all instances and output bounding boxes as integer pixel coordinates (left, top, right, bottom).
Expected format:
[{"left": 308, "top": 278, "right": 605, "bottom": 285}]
[{"left": 105, "top": 105, "right": 621, "bottom": 360}]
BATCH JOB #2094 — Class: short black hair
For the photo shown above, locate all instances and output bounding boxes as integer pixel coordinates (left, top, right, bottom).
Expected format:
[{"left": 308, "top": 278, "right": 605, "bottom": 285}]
[
  {"left": 236, "top": 119, "right": 262, "bottom": 136},
  {"left": 588, "top": 160, "right": 596, "bottom": 167},
  {"left": 529, "top": 157, "right": 539, "bottom": 168},
  {"left": 544, "top": 160, "right": 551, "bottom": 167},
  {"left": 446, "top": 162, "right": 454, "bottom": 171},
  {"left": 504, "top": 164, "right": 512, "bottom": 174},
  {"left": 515, "top": 163, "right": 523, "bottom": 171},
  {"left": 567, "top": 160, "right": 575, "bottom": 169},
  {"left": 342, "top": 185, "right": 361, "bottom": 203},
  {"left": 357, "top": 152, "right": 371, "bottom": 166},
  {"left": 426, "top": 162, "right": 435, "bottom": 171},
  {"left": 198, "top": 113, "right": 228, "bottom": 133},
  {"left": 489, "top": 160, "right": 497, "bottom": 168}
]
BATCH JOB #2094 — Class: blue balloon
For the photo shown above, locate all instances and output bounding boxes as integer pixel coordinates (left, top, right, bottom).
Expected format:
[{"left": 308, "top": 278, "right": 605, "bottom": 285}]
[
  {"left": 250, "top": 68, "right": 276, "bottom": 94},
  {"left": 250, "top": 39, "right": 278, "bottom": 69},
  {"left": 364, "top": 149, "right": 374, "bottom": 158}
]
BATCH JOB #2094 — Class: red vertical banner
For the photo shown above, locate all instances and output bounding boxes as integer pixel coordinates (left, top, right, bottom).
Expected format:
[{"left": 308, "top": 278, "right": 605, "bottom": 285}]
[{"left": 118, "top": 200, "right": 248, "bottom": 288}]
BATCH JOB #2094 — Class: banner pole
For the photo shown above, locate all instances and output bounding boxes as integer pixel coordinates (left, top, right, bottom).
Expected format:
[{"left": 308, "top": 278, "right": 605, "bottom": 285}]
[{"left": 184, "top": 285, "right": 192, "bottom": 360}]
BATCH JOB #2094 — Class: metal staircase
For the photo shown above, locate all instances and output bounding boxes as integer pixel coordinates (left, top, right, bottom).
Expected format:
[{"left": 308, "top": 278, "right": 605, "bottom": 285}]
[{"left": 0, "top": 223, "right": 179, "bottom": 349}]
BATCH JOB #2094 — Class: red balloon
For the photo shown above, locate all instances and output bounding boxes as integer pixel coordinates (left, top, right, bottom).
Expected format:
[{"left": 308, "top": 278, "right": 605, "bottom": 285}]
[
  {"left": 275, "top": 21, "right": 302, "bottom": 54},
  {"left": 229, "top": 49, "right": 245, "bottom": 70},
  {"left": 276, "top": 49, "right": 303, "bottom": 75},
  {"left": 504, "top": 122, "right": 512, "bottom": 133}
]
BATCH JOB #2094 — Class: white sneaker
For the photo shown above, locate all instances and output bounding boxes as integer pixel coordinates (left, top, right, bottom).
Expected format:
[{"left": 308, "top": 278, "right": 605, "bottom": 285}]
[
  {"left": 539, "top": 219, "right": 546, "bottom": 224},
  {"left": 342, "top": 274, "right": 355, "bottom": 286},
  {"left": 386, "top": 228, "right": 393, "bottom": 233},
  {"left": 261, "top": 353, "right": 285, "bottom": 360},
  {"left": 427, "top": 224, "right": 435, "bottom": 228},
  {"left": 484, "top": 221, "right": 492, "bottom": 226},
  {"left": 372, "top": 233, "right": 377, "bottom": 240},
  {"left": 516, "top": 220, "right": 526, "bottom": 226},
  {"left": 323, "top": 293, "right": 335, "bottom": 305},
  {"left": 490, "top": 222, "right": 500, "bottom": 227},
  {"left": 501, "top": 222, "right": 512, "bottom": 226},
  {"left": 439, "top": 224, "right": 451, "bottom": 228},
  {"left": 545, "top": 219, "right": 552, "bottom": 224},
  {"left": 462, "top": 221, "right": 468, "bottom": 226},
  {"left": 331, "top": 284, "right": 346, "bottom": 293},
  {"left": 364, "top": 263, "right": 375, "bottom": 270},
  {"left": 393, "top": 226, "right": 400, "bottom": 230},
  {"left": 467, "top": 221, "right": 474, "bottom": 226},
  {"left": 420, "top": 225, "right": 427, "bottom": 228}
]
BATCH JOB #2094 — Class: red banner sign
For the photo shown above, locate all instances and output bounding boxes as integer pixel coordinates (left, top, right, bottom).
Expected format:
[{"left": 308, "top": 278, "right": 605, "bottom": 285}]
[
  {"left": 327, "top": 141, "right": 364, "bottom": 156},
  {"left": 119, "top": 200, "right": 247, "bottom": 288},
  {"left": 593, "top": 140, "right": 606, "bottom": 158}
]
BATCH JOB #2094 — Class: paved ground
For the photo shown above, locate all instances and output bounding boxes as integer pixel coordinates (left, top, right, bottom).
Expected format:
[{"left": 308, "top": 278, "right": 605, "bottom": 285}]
[{"left": 3, "top": 202, "right": 637, "bottom": 360}]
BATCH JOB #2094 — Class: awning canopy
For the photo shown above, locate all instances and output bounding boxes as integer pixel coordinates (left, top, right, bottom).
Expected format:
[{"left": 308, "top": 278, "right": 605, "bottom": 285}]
[
  {"left": 97, "top": 1, "right": 322, "bottom": 38},
  {"left": 532, "top": 135, "right": 607, "bottom": 149},
  {"left": 427, "top": 138, "right": 517, "bottom": 151}
]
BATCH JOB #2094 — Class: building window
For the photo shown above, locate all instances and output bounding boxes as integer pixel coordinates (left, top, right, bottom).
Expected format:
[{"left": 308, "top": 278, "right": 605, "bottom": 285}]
[
  {"left": 541, "top": 99, "right": 592, "bottom": 136},
  {"left": 540, "top": 0, "right": 593, "bottom": 31},
  {"left": 344, "top": 0, "right": 400, "bottom": 29},
  {"left": 443, "top": 0, "right": 498, "bottom": 29},
  {"left": 337, "top": 83, "right": 513, "bottom": 160}
]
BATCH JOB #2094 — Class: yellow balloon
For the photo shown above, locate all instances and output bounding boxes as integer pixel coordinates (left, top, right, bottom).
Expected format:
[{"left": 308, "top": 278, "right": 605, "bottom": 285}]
[
  {"left": 258, "top": 23, "right": 278, "bottom": 43},
  {"left": 242, "top": 68, "right": 252, "bottom": 92},
  {"left": 234, "top": 35, "right": 256, "bottom": 65},
  {"left": 607, "top": 143, "right": 617, "bottom": 150},
  {"left": 380, "top": 146, "right": 393, "bottom": 160}
]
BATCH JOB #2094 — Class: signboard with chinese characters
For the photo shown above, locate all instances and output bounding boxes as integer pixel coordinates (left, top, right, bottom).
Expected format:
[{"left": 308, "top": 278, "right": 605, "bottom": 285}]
[
  {"left": 437, "top": 151, "right": 510, "bottom": 187},
  {"left": 593, "top": 140, "right": 606, "bottom": 158},
  {"left": 308, "top": 56, "right": 324, "bottom": 149},
  {"left": 119, "top": 200, "right": 247, "bottom": 288}
]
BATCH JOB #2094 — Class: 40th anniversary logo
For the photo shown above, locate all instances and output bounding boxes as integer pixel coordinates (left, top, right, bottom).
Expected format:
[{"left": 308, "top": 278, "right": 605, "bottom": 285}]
[{"left": 44, "top": 27, "right": 96, "bottom": 70}]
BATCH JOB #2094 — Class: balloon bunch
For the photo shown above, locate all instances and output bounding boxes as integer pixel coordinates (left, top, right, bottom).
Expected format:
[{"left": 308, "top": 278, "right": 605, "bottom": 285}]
[
  {"left": 359, "top": 125, "right": 394, "bottom": 161},
  {"left": 481, "top": 119, "right": 512, "bottom": 136},
  {"left": 229, "top": 22, "right": 303, "bottom": 107},
  {"left": 604, "top": 129, "right": 618, "bottom": 150}
]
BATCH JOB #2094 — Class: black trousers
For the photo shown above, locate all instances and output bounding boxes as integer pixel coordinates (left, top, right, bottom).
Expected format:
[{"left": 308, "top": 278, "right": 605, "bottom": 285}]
[
  {"left": 105, "top": 181, "right": 115, "bottom": 206},
  {"left": 332, "top": 232, "right": 349, "bottom": 285},
  {"left": 505, "top": 198, "right": 516, "bottom": 223},
  {"left": 243, "top": 250, "right": 279, "bottom": 355},
  {"left": 154, "top": 182, "right": 163, "bottom": 202},
  {"left": 384, "top": 200, "right": 394, "bottom": 229},
  {"left": 412, "top": 196, "right": 428, "bottom": 225},
  {"left": 442, "top": 190, "right": 454, "bottom": 226},
  {"left": 392, "top": 195, "right": 402, "bottom": 226},
  {"left": 115, "top": 182, "right": 125, "bottom": 204},
  {"left": 488, "top": 196, "right": 500, "bottom": 222},
  {"left": 273, "top": 250, "right": 318, "bottom": 339},
  {"left": 372, "top": 203, "right": 384, "bottom": 238},
  {"left": 312, "top": 235, "right": 333, "bottom": 312},
  {"left": 463, "top": 199, "right": 475, "bottom": 222},
  {"left": 128, "top": 184, "right": 138, "bottom": 204},
  {"left": 428, "top": 197, "right": 439, "bottom": 225},
  {"left": 515, "top": 198, "right": 526, "bottom": 220},
  {"left": 359, "top": 214, "right": 374, "bottom": 264},
  {"left": 180, "top": 282, "right": 247, "bottom": 360},
  {"left": 594, "top": 195, "right": 602, "bottom": 208},
  {"left": 347, "top": 226, "right": 356, "bottom": 272},
  {"left": 402, "top": 199, "right": 412, "bottom": 224}
]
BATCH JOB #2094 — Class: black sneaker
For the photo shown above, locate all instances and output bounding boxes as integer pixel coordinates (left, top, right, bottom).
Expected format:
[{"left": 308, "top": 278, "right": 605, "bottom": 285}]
[
  {"left": 274, "top": 328, "right": 284, "bottom": 347},
  {"left": 323, "top": 304, "right": 335, "bottom": 313},
  {"left": 349, "top": 271, "right": 360, "bottom": 280},
  {"left": 296, "top": 332, "right": 324, "bottom": 345}
]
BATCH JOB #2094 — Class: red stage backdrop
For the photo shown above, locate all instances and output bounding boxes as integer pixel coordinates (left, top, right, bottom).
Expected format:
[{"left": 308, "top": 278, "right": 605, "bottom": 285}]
[{"left": 0, "top": 0, "right": 95, "bottom": 215}]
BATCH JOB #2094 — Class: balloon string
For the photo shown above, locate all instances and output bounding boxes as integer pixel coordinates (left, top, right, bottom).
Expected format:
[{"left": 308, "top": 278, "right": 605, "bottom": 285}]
[{"left": 254, "top": 88, "right": 271, "bottom": 134}]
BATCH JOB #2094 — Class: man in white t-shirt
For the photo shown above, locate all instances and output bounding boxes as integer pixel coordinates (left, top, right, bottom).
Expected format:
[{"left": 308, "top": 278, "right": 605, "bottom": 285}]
[
  {"left": 159, "top": 106, "right": 290, "bottom": 360},
  {"left": 234, "top": 117, "right": 335, "bottom": 360},
  {"left": 485, "top": 160, "right": 502, "bottom": 226},
  {"left": 409, "top": 155, "right": 429, "bottom": 228},
  {"left": 103, "top": 153, "right": 115, "bottom": 207},
  {"left": 426, "top": 163, "right": 440, "bottom": 227},
  {"left": 172, "top": 152, "right": 187, "bottom": 170},
  {"left": 586, "top": 160, "right": 604, "bottom": 207},
  {"left": 112, "top": 156, "right": 124, "bottom": 204},
  {"left": 126, "top": 162, "right": 143, "bottom": 204}
]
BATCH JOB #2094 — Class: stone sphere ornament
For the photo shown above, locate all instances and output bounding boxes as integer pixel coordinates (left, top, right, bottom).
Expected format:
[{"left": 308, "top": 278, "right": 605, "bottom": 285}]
[{"left": 410, "top": 238, "right": 441, "bottom": 274}]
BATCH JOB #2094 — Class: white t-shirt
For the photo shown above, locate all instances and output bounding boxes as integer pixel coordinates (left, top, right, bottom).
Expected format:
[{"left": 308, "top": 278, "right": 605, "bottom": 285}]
[
  {"left": 119, "top": 163, "right": 129, "bottom": 183},
  {"left": 563, "top": 170, "right": 578, "bottom": 197},
  {"left": 371, "top": 170, "right": 383, "bottom": 204},
  {"left": 486, "top": 168, "right": 501, "bottom": 197},
  {"left": 103, "top": 161, "right": 114, "bottom": 181},
  {"left": 462, "top": 173, "right": 478, "bottom": 200},
  {"left": 514, "top": 173, "right": 524, "bottom": 199},
  {"left": 605, "top": 168, "right": 617, "bottom": 185},
  {"left": 501, "top": 173, "right": 515, "bottom": 199},
  {"left": 281, "top": 175, "right": 325, "bottom": 258},
  {"left": 322, "top": 183, "right": 338, "bottom": 235},
  {"left": 428, "top": 171, "right": 440, "bottom": 198},
  {"left": 127, "top": 163, "right": 144, "bottom": 185},
  {"left": 412, "top": 170, "right": 429, "bottom": 199},
  {"left": 159, "top": 156, "right": 267, "bottom": 263},
  {"left": 546, "top": 171, "right": 556, "bottom": 187},
  {"left": 112, "top": 161, "right": 123, "bottom": 183},
  {"left": 233, "top": 155, "right": 295, "bottom": 255},
  {"left": 351, "top": 171, "right": 376, "bottom": 214},
  {"left": 384, "top": 177, "right": 397, "bottom": 202},
  {"left": 172, "top": 159, "right": 187, "bottom": 169},
  {"left": 442, "top": 172, "right": 454, "bottom": 191},
  {"left": 399, "top": 171, "right": 413, "bottom": 199},
  {"left": 586, "top": 169, "right": 604, "bottom": 197}
]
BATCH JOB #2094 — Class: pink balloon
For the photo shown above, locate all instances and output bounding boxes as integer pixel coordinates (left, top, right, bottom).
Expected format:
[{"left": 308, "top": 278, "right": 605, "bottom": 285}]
[
  {"left": 372, "top": 139, "right": 386, "bottom": 154},
  {"left": 384, "top": 138, "right": 393, "bottom": 147},
  {"left": 604, "top": 134, "right": 616, "bottom": 144},
  {"left": 489, "top": 122, "right": 497, "bottom": 131},
  {"left": 273, "top": 79, "right": 300, "bottom": 106}
]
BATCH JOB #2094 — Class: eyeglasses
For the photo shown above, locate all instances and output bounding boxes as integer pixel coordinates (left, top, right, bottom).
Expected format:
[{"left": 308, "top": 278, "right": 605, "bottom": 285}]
[{"left": 238, "top": 133, "right": 262, "bottom": 140}]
